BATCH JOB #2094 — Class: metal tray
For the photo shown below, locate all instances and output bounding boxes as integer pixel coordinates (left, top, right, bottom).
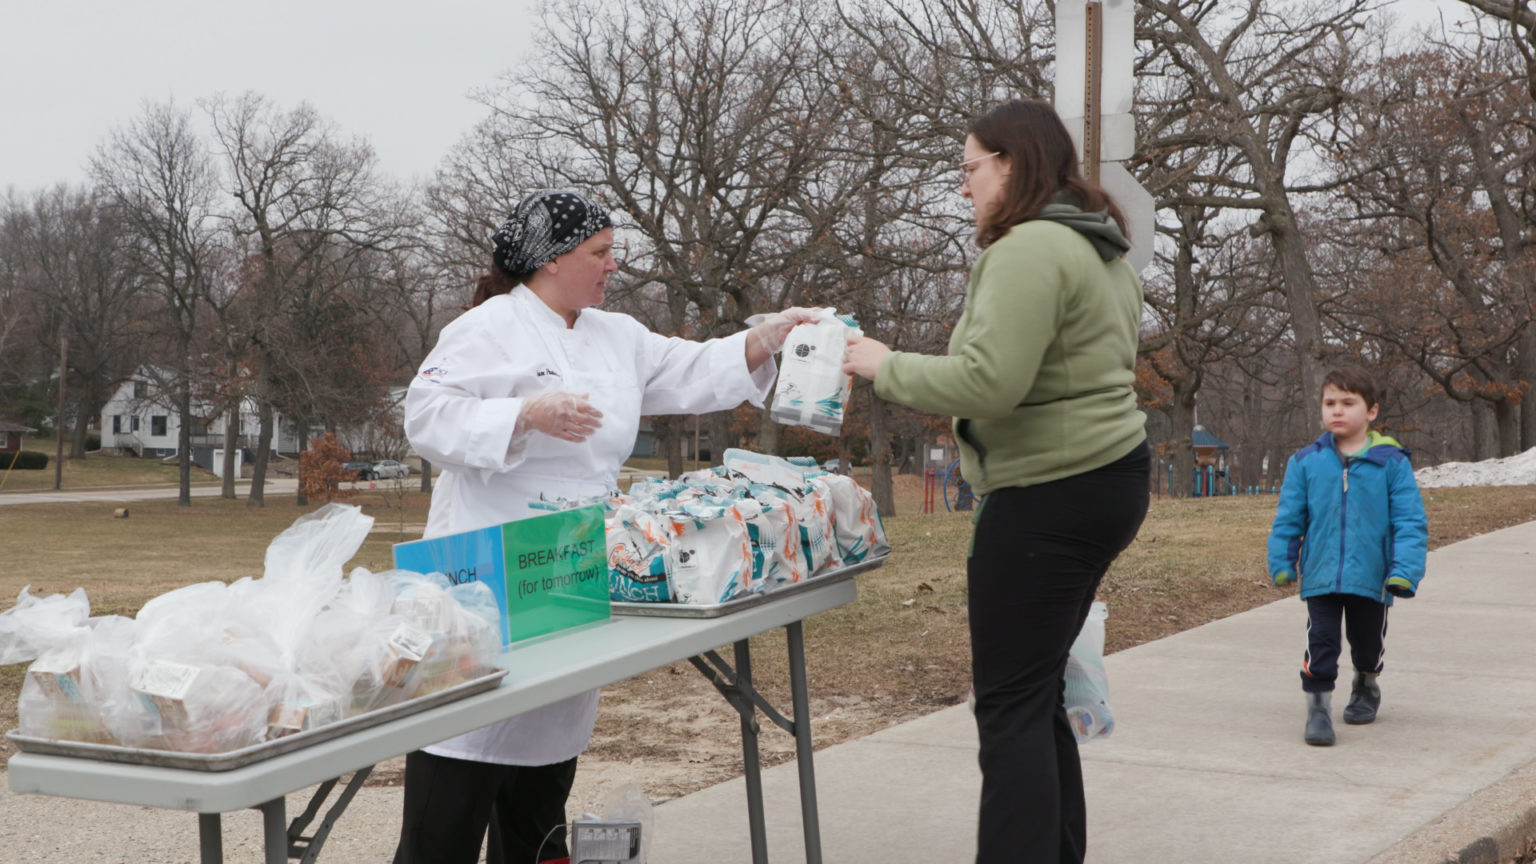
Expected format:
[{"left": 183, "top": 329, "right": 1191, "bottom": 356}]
[
  {"left": 610, "top": 554, "right": 888, "bottom": 618},
  {"left": 6, "top": 669, "right": 508, "bottom": 772}
]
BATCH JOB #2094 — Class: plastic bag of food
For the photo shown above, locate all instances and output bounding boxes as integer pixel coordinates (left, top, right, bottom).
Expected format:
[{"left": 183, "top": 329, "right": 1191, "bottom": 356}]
[
  {"left": 0, "top": 586, "right": 91, "bottom": 665},
  {"left": 663, "top": 502, "right": 754, "bottom": 604},
  {"left": 733, "top": 495, "right": 807, "bottom": 593},
  {"left": 723, "top": 448, "right": 816, "bottom": 491},
  {"left": 385, "top": 572, "right": 501, "bottom": 698},
  {"left": 751, "top": 482, "right": 842, "bottom": 576},
  {"left": 769, "top": 309, "right": 861, "bottom": 436},
  {"left": 104, "top": 658, "right": 268, "bottom": 753},
  {"left": 818, "top": 474, "right": 890, "bottom": 564},
  {"left": 607, "top": 505, "right": 677, "bottom": 602},
  {"left": 1064, "top": 602, "right": 1114, "bottom": 743}
]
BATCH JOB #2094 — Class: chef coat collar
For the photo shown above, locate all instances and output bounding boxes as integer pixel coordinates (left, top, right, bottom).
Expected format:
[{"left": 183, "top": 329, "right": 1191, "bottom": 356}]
[{"left": 513, "top": 284, "right": 586, "bottom": 332}]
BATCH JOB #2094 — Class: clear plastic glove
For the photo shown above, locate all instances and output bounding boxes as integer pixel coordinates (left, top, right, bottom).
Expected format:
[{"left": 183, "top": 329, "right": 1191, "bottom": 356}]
[
  {"left": 746, "top": 306, "right": 824, "bottom": 355},
  {"left": 514, "top": 392, "right": 604, "bottom": 442}
]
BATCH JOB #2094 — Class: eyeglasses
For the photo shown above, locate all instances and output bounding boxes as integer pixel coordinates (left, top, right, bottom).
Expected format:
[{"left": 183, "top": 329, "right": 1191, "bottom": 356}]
[{"left": 959, "top": 151, "right": 1000, "bottom": 184}]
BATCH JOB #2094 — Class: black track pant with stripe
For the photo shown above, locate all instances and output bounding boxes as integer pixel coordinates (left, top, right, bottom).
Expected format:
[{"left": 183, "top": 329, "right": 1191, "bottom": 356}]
[{"left": 1301, "top": 593, "right": 1388, "bottom": 693}]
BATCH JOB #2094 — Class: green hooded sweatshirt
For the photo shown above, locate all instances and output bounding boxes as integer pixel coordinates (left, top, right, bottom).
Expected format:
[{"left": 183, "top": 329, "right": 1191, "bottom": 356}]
[{"left": 875, "top": 206, "right": 1147, "bottom": 495}]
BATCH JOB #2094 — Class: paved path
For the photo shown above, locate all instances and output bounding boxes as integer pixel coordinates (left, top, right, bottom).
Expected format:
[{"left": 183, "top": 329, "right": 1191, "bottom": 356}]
[
  {"left": 3, "top": 518, "right": 1534, "bottom": 862},
  {"left": 0, "top": 479, "right": 300, "bottom": 506}
]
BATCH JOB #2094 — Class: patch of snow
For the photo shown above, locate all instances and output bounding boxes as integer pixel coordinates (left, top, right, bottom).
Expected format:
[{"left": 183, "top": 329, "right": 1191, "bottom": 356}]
[{"left": 1415, "top": 446, "right": 1536, "bottom": 488}]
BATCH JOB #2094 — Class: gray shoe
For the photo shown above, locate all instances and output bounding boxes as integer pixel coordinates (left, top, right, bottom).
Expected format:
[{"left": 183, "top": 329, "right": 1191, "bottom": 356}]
[
  {"left": 1343, "top": 671, "right": 1381, "bottom": 725},
  {"left": 1305, "top": 691, "right": 1335, "bottom": 746}
]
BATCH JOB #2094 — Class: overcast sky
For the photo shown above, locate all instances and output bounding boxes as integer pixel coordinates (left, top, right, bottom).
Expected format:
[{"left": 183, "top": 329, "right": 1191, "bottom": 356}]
[{"left": 0, "top": 0, "right": 1472, "bottom": 196}]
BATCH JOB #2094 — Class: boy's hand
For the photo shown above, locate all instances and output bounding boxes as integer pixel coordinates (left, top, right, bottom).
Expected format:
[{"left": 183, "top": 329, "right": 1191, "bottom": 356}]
[
  {"left": 1386, "top": 576, "right": 1415, "bottom": 598},
  {"left": 1271, "top": 570, "right": 1294, "bottom": 588}
]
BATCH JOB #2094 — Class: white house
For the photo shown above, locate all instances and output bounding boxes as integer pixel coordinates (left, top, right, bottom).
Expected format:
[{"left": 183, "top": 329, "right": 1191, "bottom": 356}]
[{"left": 99, "top": 369, "right": 322, "bottom": 474}]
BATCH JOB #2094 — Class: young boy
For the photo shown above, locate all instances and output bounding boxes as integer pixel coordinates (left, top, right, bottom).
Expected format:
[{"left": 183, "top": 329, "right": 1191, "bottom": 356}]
[{"left": 1268, "top": 367, "right": 1428, "bottom": 746}]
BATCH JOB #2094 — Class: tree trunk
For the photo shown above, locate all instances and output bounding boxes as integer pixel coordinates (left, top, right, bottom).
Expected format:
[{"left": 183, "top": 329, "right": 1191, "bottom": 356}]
[
  {"left": 1521, "top": 327, "right": 1536, "bottom": 453},
  {"left": 1494, "top": 397, "right": 1520, "bottom": 457},
  {"left": 868, "top": 390, "right": 895, "bottom": 518},
  {"left": 248, "top": 399, "right": 274, "bottom": 508},
  {"left": 1166, "top": 375, "right": 1199, "bottom": 498},
  {"left": 221, "top": 408, "right": 238, "bottom": 499},
  {"left": 1470, "top": 400, "right": 1497, "bottom": 461},
  {"left": 295, "top": 413, "right": 311, "bottom": 506},
  {"left": 70, "top": 381, "right": 99, "bottom": 459},
  {"left": 708, "top": 411, "right": 733, "bottom": 464},
  {"left": 176, "top": 374, "right": 193, "bottom": 507},
  {"left": 419, "top": 455, "right": 433, "bottom": 493},
  {"left": 757, "top": 409, "right": 781, "bottom": 456},
  {"left": 1269, "top": 221, "right": 1327, "bottom": 403}
]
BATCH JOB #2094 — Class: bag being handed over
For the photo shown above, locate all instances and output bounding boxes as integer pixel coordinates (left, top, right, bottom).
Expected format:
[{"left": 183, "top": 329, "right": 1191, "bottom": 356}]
[{"left": 769, "top": 309, "right": 860, "bottom": 436}]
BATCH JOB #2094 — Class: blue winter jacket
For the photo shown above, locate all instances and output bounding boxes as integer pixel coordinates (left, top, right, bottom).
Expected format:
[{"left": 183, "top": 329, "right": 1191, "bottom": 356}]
[{"left": 1267, "top": 431, "right": 1428, "bottom": 605}]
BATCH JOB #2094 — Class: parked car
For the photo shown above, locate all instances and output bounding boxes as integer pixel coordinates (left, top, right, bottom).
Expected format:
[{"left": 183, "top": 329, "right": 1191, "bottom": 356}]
[
  {"left": 821, "top": 458, "right": 843, "bottom": 474},
  {"left": 371, "top": 459, "right": 409, "bottom": 479},
  {"left": 342, "top": 461, "right": 375, "bottom": 481}
]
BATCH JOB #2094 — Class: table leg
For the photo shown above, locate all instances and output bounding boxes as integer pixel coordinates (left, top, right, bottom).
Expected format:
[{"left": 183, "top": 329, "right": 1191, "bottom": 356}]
[
  {"left": 260, "top": 797, "right": 288, "bottom": 864},
  {"left": 735, "top": 638, "right": 769, "bottom": 864},
  {"left": 787, "top": 620, "right": 823, "bottom": 864},
  {"left": 198, "top": 813, "right": 223, "bottom": 864}
]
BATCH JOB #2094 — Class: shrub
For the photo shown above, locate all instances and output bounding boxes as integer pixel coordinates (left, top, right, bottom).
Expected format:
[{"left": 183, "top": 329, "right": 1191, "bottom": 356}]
[
  {"left": 0, "top": 451, "right": 49, "bottom": 470},
  {"left": 85, "top": 433, "right": 101, "bottom": 451}
]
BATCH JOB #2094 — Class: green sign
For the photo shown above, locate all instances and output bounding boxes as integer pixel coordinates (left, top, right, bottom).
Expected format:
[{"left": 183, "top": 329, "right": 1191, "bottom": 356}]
[{"left": 394, "top": 505, "right": 610, "bottom": 644}]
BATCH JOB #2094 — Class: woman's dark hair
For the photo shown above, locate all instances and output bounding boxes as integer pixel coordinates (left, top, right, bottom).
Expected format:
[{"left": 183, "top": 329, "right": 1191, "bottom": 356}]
[
  {"left": 469, "top": 265, "right": 536, "bottom": 308},
  {"left": 968, "top": 99, "right": 1128, "bottom": 249}
]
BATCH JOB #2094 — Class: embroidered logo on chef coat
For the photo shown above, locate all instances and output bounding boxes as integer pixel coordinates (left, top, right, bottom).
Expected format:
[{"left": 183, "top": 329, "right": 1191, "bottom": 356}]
[
  {"left": 535, "top": 367, "right": 561, "bottom": 378},
  {"left": 419, "top": 366, "right": 448, "bottom": 381}
]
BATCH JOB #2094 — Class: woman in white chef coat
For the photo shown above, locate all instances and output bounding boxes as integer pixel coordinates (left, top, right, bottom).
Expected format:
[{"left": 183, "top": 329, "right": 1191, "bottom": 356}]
[{"left": 393, "top": 189, "right": 815, "bottom": 864}]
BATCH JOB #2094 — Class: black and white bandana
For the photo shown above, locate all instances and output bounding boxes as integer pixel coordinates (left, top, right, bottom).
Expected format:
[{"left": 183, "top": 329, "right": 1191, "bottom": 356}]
[{"left": 491, "top": 190, "right": 612, "bottom": 277}]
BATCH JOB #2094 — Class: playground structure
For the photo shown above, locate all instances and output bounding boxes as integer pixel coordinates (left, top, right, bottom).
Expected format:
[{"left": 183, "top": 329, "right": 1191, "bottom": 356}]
[
  {"left": 920, "top": 458, "right": 976, "bottom": 513},
  {"left": 1167, "top": 425, "right": 1275, "bottom": 498}
]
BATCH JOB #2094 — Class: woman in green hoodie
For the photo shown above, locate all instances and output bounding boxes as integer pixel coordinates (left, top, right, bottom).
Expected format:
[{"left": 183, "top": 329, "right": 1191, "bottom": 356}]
[{"left": 844, "top": 100, "right": 1150, "bottom": 864}]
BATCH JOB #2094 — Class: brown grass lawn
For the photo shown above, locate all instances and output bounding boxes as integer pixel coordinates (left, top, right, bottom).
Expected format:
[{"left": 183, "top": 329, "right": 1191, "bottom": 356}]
[{"left": 2, "top": 468, "right": 1534, "bottom": 799}]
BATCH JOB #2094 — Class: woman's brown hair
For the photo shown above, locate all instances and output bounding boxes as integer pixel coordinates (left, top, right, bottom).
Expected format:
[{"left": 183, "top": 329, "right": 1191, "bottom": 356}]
[
  {"left": 468, "top": 265, "right": 535, "bottom": 308},
  {"left": 969, "top": 99, "right": 1127, "bottom": 249}
]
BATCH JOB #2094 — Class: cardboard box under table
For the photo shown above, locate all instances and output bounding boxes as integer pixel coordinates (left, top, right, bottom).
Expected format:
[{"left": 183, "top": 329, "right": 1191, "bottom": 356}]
[{"left": 7, "top": 553, "right": 887, "bottom": 864}]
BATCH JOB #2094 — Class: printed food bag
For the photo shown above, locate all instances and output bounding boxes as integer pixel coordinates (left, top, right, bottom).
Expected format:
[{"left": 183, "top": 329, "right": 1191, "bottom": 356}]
[{"left": 770, "top": 309, "right": 860, "bottom": 436}]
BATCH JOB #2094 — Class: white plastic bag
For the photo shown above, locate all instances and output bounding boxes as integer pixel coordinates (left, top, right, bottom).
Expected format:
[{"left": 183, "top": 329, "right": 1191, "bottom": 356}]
[
  {"left": 0, "top": 586, "right": 91, "bottom": 665},
  {"left": 663, "top": 503, "right": 754, "bottom": 605},
  {"left": 818, "top": 474, "right": 890, "bottom": 564},
  {"left": 1063, "top": 602, "right": 1113, "bottom": 743}
]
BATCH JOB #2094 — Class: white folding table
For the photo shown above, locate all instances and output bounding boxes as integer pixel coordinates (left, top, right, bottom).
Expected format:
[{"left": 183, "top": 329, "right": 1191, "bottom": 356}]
[{"left": 8, "top": 570, "right": 869, "bottom": 864}]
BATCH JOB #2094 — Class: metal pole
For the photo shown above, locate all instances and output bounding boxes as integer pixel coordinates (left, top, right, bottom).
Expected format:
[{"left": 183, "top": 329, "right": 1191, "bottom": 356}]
[
  {"left": 735, "top": 639, "right": 769, "bottom": 864},
  {"left": 198, "top": 813, "right": 224, "bottom": 864},
  {"left": 1084, "top": 1, "right": 1104, "bottom": 183},
  {"left": 261, "top": 798, "right": 289, "bottom": 864},
  {"left": 787, "top": 620, "right": 824, "bottom": 864}
]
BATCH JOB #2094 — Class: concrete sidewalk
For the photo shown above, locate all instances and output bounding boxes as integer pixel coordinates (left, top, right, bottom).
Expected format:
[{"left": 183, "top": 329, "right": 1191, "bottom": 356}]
[
  {"left": 650, "top": 518, "right": 1536, "bottom": 863},
  {"left": 2, "top": 519, "right": 1532, "bottom": 862}
]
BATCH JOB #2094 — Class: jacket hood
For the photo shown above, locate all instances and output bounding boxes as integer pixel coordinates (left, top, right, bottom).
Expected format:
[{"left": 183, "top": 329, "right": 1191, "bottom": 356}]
[
  {"left": 1029, "top": 202, "right": 1131, "bottom": 262},
  {"left": 1304, "top": 430, "right": 1410, "bottom": 466}
]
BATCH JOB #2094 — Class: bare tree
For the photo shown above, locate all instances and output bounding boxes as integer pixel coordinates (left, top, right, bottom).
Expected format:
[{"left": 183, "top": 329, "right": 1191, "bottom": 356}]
[
  {"left": 1329, "top": 36, "right": 1535, "bottom": 457},
  {"left": 1142, "top": 0, "right": 1378, "bottom": 401},
  {"left": 92, "top": 100, "right": 222, "bottom": 504},
  {"left": 207, "top": 92, "right": 408, "bottom": 506},
  {"left": 1, "top": 187, "right": 144, "bottom": 458}
]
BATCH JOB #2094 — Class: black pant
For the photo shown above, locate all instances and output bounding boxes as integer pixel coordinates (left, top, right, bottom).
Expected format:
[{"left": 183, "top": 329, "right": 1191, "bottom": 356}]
[
  {"left": 968, "top": 442, "right": 1149, "bottom": 864},
  {"left": 1301, "top": 593, "right": 1388, "bottom": 693},
  {"left": 392, "top": 750, "right": 577, "bottom": 864}
]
